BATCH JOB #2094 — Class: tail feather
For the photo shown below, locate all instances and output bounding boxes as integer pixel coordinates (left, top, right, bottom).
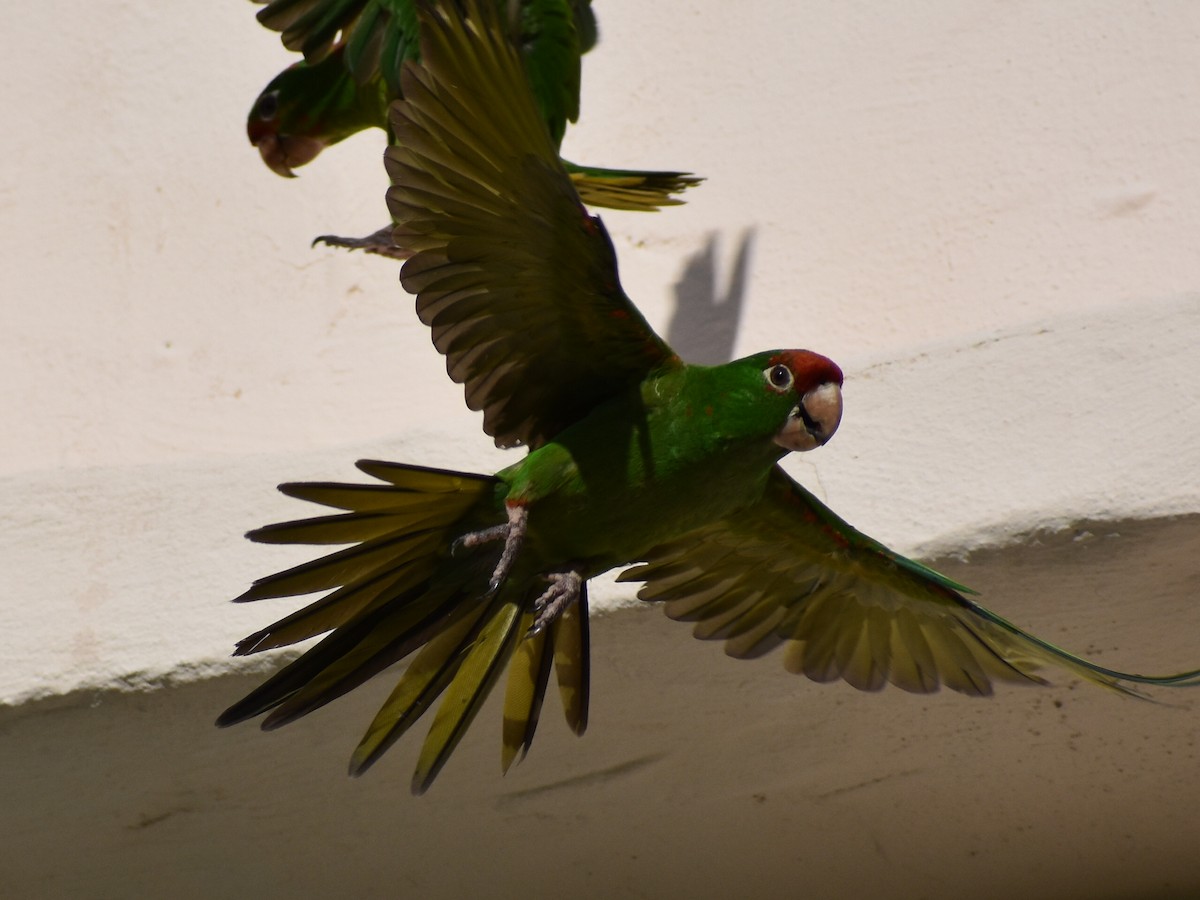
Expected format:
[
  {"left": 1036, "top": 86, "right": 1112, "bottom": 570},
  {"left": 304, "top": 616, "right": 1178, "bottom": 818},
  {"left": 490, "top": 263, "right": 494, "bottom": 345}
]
[
  {"left": 564, "top": 160, "right": 703, "bottom": 211},
  {"left": 498, "top": 587, "right": 591, "bottom": 771},
  {"left": 219, "top": 461, "right": 496, "bottom": 724},
  {"left": 553, "top": 585, "right": 590, "bottom": 736},
  {"left": 354, "top": 458, "right": 494, "bottom": 491},
  {"left": 501, "top": 612, "right": 555, "bottom": 773},
  {"left": 349, "top": 600, "right": 496, "bottom": 777},
  {"left": 219, "top": 459, "right": 592, "bottom": 791},
  {"left": 249, "top": 510, "right": 438, "bottom": 545},
  {"left": 411, "top": 594, "right": 526, "bottom": 794},
  {"left": 278, "top": 482, "right": 468, "bottom": 512},
  {"left": 261, "top": 582, "right": 471, "bottom": 729},
  {"left": 234, "top": 565, "right": 432, "bottom": 656},
  {"left": 235, "top": 462, "right": 494, "bottom": 603},
  {"left": 235, "top": 528, "right": 447, "bottom": 601},
  {"left": 218, "top": 599, "right": 403, "bottom": 727}
]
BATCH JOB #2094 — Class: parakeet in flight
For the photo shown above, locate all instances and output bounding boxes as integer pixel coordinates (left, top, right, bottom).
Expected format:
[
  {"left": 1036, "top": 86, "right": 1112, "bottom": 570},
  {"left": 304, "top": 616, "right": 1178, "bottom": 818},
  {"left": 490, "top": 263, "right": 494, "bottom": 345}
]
[
  {"left": 220, "top": 0, "right": 1200, "bottom": 794},
  {"left": 247, "top": 0, "right": 702, "bottom": 257}
]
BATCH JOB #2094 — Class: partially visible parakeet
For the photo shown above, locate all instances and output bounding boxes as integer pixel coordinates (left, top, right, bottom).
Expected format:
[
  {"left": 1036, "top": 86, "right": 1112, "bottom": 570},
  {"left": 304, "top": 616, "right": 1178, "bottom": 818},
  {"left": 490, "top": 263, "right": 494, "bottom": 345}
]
[
  {"left": 247, "top": 0, "right": 702, "bottom": 257},
  {"left": 220, "top": 0, "right": 1200, "bottom": 794}
]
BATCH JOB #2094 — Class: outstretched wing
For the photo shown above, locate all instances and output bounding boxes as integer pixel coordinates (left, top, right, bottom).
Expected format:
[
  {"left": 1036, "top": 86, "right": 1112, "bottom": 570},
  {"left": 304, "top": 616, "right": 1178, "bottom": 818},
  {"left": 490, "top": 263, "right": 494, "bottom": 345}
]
[
  {"left": 621, "top": 467, "right": 1200, "bottom": 696},
  {"left": 254, "top": 0, "right": 583, "bottom": 133},
  {"left": 386, "top": 0, "right": 679, "bottom": 449},
  {"left": 254, "top": 0, "right": 419, "bottom": 94}
]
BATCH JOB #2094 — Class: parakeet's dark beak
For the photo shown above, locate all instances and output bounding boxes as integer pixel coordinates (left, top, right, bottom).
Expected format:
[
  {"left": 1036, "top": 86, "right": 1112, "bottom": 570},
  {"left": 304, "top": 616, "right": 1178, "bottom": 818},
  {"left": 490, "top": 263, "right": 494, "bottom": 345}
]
[
  {"left": 248, "top": 126, "right": 325, "bottom": 178},
  {"left": 775, "top": 382, "right": 843, "bottom": 452}
]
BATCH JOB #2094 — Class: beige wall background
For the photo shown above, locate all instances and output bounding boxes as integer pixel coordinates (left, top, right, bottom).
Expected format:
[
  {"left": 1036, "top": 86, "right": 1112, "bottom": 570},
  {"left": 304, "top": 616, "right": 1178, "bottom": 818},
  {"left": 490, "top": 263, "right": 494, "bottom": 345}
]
[{"left": 2, "top": 2, "right": 1199, "bottom": 896}]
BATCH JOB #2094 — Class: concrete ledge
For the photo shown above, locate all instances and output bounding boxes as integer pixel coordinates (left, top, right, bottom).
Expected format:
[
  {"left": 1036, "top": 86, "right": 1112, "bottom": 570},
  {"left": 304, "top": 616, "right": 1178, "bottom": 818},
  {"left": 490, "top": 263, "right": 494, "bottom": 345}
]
[
  {"left": 3, "top": 516, "right": 1197, "bottom": 898},
  {"left": 4, "top": 295, "right": 1195, "bottom": 703}
]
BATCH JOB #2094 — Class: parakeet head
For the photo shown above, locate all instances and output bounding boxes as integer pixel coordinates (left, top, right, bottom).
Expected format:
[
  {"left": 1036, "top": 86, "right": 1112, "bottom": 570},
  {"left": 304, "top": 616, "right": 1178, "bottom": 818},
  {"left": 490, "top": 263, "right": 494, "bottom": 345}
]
[
  {"left": 755, "top": 349, "right": 844, "bottom": 452},
  {"left": 248, "top": 71, "right": 327, "bottom": 178},
  {"left": 247, "top": 48, "right": 389, "bottom": 178},
  {"left": 692, "top": 350, "right": 843, "bottom": 455}
]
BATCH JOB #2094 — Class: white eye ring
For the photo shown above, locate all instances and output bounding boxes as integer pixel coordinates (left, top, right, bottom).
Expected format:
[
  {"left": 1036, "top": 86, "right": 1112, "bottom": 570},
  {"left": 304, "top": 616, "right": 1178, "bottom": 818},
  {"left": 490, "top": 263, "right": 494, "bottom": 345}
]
[
  {"left": 764, "top": 364, "right": 793, "bottom": 393},
  {"left": 257, "top": 90, "right": 280, "bottom": 122}
]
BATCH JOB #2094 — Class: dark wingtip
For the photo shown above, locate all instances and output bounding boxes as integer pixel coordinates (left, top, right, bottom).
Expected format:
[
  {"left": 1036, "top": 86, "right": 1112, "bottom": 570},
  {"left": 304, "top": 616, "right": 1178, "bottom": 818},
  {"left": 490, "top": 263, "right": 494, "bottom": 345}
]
[
  {"left": 232, "top": 582, "right": 269, "bottom": 602},
  {"left": 232, "top": 632, "right": 268, "bottom": 655},
  {"left": 347, "top": 753, "right": 373, "bottom": 779}
]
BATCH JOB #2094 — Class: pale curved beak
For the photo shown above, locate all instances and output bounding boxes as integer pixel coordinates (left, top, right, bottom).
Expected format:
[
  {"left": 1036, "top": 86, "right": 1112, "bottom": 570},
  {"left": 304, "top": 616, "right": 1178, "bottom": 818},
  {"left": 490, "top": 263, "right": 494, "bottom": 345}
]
[
  {"left": 774, "top": 382, "right": 843, "bottom": 452},
  {"left": 250, "top": 131, "right": 325, "bottom": 179}
]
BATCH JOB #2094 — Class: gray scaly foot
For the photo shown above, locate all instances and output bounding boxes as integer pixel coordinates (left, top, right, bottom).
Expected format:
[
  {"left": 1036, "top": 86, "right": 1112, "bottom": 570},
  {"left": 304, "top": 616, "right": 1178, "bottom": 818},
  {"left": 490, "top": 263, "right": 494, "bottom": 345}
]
[
  {"left": 450, "top": 504, "right": 528, "bottom": 597},
  {"left": 312, "top": 226, "right": 408, "bottom": 260},
  {"left": 528, "top": 571, "right": 584, "bottom": 637}
]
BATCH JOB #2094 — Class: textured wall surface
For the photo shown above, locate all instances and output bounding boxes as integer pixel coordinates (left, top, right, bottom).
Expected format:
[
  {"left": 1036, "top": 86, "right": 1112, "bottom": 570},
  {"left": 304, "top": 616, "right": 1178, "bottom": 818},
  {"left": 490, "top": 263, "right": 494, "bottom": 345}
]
[
  {"left": 3, "top": 517, "right": 1199, "bottom": 898},
  {"left": 2, "top": 2, "right": 1199, "bottom": 894},
  {"left": 4, "top": 0, "right": 1197, "bottom": 701}
]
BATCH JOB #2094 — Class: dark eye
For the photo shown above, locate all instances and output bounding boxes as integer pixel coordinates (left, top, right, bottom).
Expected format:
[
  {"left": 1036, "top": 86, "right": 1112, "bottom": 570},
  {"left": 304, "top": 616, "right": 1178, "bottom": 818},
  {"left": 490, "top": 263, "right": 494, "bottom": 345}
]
[
  {"left": 765, "top": 364, "right": 793, "bottom": 392},
  {"left": 257, "top": 90, "right": 279, "bottom": 122}
]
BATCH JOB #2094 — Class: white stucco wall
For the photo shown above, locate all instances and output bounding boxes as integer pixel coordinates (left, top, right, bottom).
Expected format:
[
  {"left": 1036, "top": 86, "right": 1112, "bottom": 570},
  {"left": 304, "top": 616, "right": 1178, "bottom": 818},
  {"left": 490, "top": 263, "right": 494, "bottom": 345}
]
[{"left": 3, "top": 0, "right": 1199, "bottom": 706}]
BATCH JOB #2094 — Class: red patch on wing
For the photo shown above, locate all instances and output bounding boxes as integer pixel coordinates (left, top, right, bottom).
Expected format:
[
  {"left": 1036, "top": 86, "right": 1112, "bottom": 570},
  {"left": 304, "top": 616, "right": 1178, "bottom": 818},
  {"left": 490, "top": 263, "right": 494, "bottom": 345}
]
[
  {"left": 767, "top": 350, "right": 843, "bottom": 392},
  {"left": 823, "top": 524, "right": 851, "bottom": 549},
  {"left": 780, "top": 479, "right": 850, "bottom": 547}
]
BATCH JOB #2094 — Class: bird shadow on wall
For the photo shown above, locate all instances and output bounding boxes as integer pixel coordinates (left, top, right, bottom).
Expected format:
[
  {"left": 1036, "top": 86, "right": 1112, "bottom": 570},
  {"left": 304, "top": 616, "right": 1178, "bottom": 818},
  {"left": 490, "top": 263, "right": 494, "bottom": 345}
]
[{"left": 664, "top": 228, "right": 754, "bottom": 365}]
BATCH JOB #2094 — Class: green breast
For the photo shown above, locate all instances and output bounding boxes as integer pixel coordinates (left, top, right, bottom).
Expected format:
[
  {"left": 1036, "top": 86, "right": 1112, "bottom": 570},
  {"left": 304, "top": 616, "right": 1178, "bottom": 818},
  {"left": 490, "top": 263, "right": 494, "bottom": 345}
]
[{"left": 498, "top": 365, "right": 788, "bottom": 574}]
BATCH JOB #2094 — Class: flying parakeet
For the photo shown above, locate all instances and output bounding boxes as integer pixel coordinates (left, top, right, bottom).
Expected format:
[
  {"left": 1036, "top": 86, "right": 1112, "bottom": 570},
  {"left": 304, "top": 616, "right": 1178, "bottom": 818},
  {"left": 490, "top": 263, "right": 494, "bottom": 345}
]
[
  {"left": 220, "top": 0, "right": 1200, "bottom": 794},
  {"left": 247, "top": 0, "right": 702, "bottom": 257}
]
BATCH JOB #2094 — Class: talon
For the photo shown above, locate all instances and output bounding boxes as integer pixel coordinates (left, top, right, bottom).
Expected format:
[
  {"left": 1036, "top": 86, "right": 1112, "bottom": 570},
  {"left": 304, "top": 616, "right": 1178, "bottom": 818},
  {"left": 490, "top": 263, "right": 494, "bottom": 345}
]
[
  {"left": 486, "top": 504, "right": 527, "bottom": 596},
  {"left": 312, "top": 226, "right": 409, "bottom": 260},
  {"left": 528, "top": 571, "right": 583, "bottom": 637},
  {"left": 451, "top": 523, "right": 507, "bottom": 556},
  {"left": 447, "top": 504, "right": 528, "bottom": 597}
]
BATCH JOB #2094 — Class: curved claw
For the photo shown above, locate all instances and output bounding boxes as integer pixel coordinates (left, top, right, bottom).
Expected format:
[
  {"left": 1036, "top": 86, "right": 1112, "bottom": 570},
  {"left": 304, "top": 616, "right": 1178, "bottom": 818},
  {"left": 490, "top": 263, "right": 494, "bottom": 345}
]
[
  {"left": 450, "top": 504, "right": 528, "bottom": 598},
  {"left": 312, "top": 226, "right": 409, "bottom": 260},
  {"left": 451, "top": 523, "right": 508, "bottom": 557},
  {"left": 528, "top": 571, "right": 584, "bottom": 637}
]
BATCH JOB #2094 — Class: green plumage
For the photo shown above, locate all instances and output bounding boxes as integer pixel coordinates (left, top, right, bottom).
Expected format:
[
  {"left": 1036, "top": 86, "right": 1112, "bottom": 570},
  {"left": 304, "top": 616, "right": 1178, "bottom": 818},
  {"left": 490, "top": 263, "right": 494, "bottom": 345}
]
[
  {"left": 247, "top": 0, "right": 702, "bottom": 224},
  {"left": 222, "top": 0, "right": 1200, "bottom": 793}
]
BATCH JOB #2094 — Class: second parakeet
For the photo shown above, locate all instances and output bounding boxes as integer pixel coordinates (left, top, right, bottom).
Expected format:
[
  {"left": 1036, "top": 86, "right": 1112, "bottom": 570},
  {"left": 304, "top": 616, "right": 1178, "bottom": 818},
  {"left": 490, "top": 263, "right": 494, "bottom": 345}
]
[{"left": 247, "top": 0, "right": 702, "bottom": 257}]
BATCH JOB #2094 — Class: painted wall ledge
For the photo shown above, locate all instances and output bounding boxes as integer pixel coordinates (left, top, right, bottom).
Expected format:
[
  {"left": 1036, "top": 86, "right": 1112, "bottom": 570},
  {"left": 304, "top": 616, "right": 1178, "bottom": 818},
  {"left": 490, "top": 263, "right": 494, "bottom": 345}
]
[
  {"left": 3, "top": 293, "right": 1196, "bottom": 705},
  {"left": 2, "top": 514, "right": 1198, "bottom": 898}
]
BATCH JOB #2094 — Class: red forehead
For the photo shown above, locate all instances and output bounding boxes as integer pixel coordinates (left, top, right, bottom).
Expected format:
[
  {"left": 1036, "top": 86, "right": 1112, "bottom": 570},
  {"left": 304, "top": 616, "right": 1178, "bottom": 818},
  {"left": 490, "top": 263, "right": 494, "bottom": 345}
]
[{"left": 768, "top": 350, "right": 843, "bottom": 388}]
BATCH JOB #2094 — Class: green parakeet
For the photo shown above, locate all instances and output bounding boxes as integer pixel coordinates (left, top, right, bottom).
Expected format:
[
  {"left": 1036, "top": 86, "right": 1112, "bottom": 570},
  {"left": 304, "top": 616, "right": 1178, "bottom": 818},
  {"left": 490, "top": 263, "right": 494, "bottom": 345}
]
[
  {"left": 247, "top": 0, "right": 702, "bottom": 257},
  {"left": 220, "top": 0, "right": 1200, "bottom": 794}
]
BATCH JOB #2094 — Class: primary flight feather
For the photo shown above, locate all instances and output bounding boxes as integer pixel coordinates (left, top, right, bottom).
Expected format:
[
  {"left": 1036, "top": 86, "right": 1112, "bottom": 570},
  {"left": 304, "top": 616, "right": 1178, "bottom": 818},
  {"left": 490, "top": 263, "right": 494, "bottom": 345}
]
[{"left": 220, "top": 0, "right": 1200, "bottom": 794}]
